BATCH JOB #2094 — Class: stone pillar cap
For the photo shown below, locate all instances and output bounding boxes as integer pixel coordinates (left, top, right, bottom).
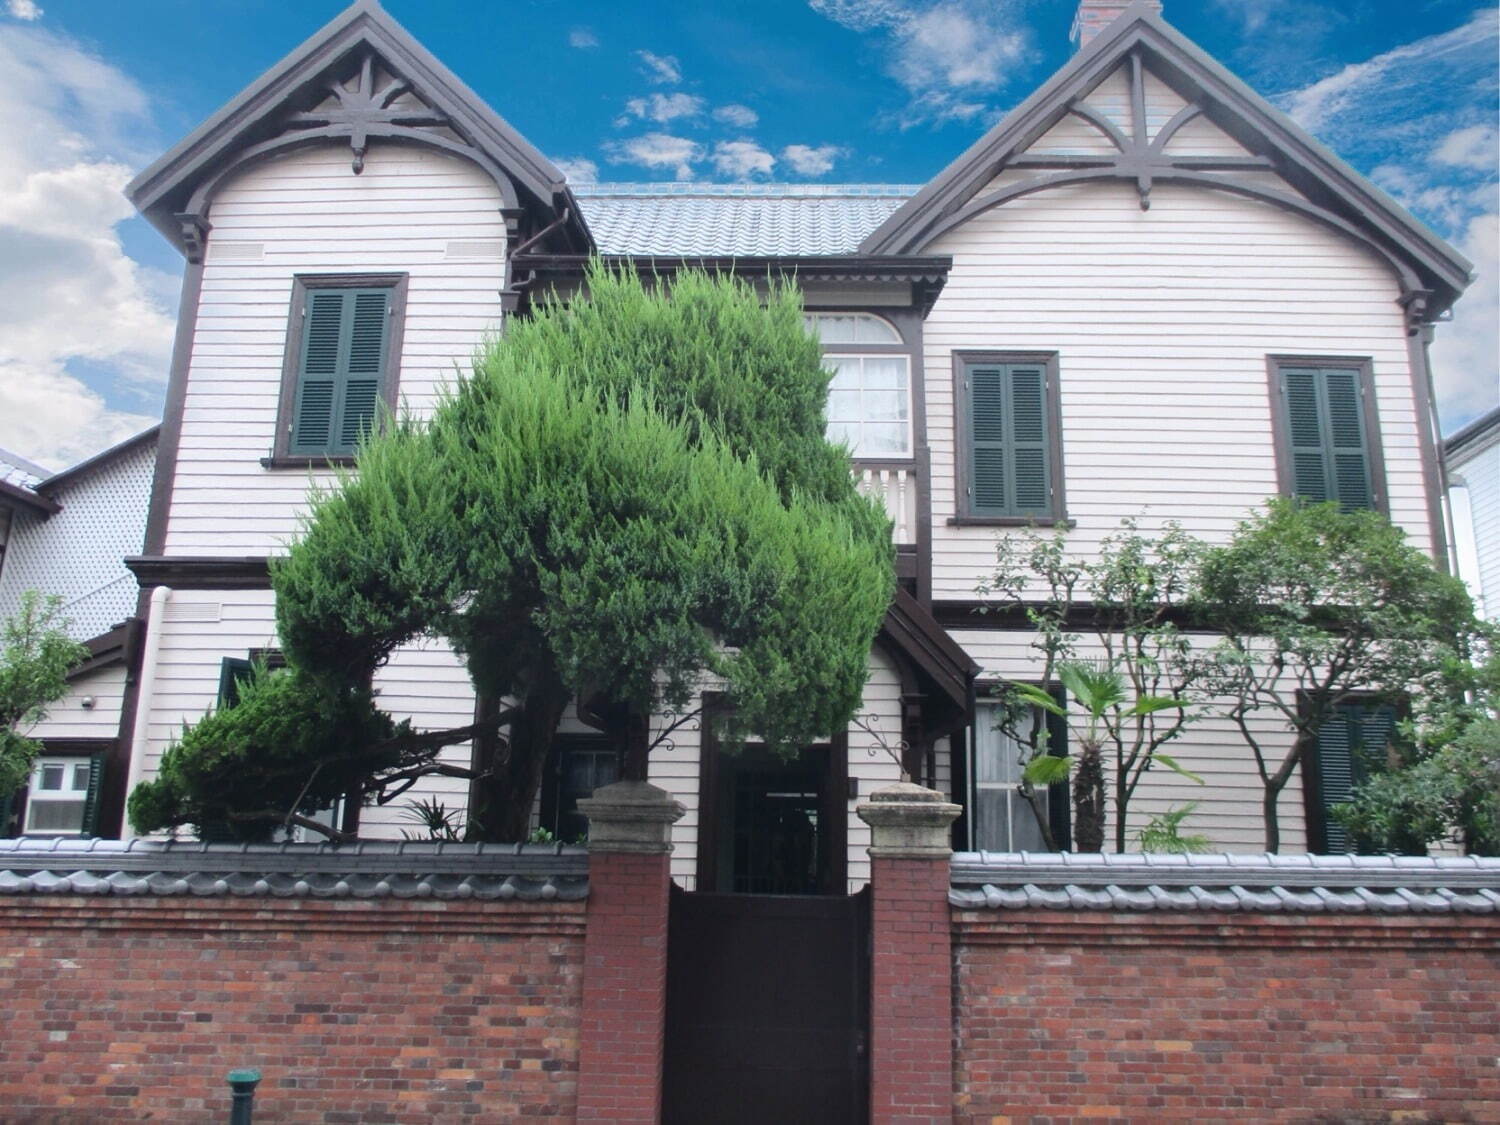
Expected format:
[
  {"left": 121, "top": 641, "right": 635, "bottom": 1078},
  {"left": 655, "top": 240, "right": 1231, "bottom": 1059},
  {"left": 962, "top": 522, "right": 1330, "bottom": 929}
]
[
  {"left": 857, "top": 782, "right": 960, "bottom": 859},
  {"left": 578, "top": 780, "right": 686, "bottom": 855}
]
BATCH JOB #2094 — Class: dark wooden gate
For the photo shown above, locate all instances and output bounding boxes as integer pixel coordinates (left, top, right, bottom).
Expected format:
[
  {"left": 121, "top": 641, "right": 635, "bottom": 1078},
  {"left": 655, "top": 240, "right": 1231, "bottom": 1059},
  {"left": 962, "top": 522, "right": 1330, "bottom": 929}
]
[{"left": 663, "top": 888, "right": 870, "bottom": 1124}]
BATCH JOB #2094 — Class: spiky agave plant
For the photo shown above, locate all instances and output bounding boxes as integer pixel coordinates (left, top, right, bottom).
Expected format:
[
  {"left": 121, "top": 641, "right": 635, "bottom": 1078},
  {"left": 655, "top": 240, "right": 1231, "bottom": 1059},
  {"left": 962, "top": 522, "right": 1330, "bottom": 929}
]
[{"left": 1010, "top": 661, "right": 1193, "bottom": 852}]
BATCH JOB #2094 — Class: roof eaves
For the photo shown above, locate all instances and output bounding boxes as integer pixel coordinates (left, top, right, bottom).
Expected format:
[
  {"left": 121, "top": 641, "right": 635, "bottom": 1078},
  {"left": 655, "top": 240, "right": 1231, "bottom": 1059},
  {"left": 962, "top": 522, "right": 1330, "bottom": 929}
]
[
  {"left": 0, "top": 478, "right": 59, "bottom": 517},
  {"left": 1444, "top": 405, "right": 1500, "bottom": 466}
]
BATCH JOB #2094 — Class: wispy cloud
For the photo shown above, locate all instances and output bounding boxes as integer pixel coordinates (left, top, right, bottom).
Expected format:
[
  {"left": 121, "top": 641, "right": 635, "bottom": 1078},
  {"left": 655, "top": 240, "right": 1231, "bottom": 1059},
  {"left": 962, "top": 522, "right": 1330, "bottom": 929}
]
[
  {"left": 809, "top": 0, "right": 1029, "bottom": 128},
  {"left": 605, "top": 132, "right": 702, "bottom": 179},
  {"left": 618, "top": 92, "right": 705, "bottom": 126},
  {"left": 5, "top": 0, "right": 43, "bottom": 20},
  {"left": 553, "top": 156, "right": 599, "bottom": 185},
  {"left": 1277, "top": 9, "right": 1500, "bottom": 430},
  {"left": 635, "top": 50, "right": 682, "bottom": 85},
  {"left": 781, "top": 143, "right": 846, "bottom": 176},
  {"left": 711, "top": 140, "right": 775, "bottom": 178},
  {"left": 713, "top": 104, "right": 759, "bottom": 128},
  {"left": 568, "top": 27, "right": 599, "bottom": 49},
  {"left": 0, "top": 26, "right": 172, "bottom": 468}
]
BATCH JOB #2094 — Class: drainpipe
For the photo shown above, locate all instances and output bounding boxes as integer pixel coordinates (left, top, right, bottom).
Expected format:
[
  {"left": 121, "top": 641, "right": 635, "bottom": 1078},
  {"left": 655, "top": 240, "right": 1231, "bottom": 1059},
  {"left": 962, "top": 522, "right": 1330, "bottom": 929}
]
[{"left": 122, "top": 584, "right": 171, "bottom": 840}]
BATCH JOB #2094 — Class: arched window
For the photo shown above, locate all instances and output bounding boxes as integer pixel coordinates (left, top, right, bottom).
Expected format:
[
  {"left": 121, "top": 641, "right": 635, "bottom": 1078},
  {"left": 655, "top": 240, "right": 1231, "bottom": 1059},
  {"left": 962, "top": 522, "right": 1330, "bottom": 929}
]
[{"left": 804, "top": 313, "right": 912, "bottom": 459}]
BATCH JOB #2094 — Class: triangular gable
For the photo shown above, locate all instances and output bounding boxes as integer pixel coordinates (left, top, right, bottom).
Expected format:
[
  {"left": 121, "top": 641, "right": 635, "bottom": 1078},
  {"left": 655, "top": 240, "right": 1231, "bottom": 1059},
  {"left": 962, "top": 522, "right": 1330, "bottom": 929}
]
[
  {"left": 127, "top": 0, "right": 591, "bottom": 260},
  {"left": 861, "top": 0, "right": 1471, "bottom": 320}
]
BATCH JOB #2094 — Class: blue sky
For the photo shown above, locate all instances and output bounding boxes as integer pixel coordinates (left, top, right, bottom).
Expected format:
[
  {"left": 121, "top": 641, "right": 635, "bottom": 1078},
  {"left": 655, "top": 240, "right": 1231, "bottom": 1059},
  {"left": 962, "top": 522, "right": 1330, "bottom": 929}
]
[{"left": 0, "top": 0, "right": 1495, "bottom": 468}]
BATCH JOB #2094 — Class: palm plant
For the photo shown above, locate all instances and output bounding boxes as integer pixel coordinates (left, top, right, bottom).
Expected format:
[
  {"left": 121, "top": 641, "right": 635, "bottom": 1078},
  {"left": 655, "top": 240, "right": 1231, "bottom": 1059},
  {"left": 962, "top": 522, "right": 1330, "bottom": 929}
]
[{"left": 1010, "top": 661, "right": 1194, "bottom": 852}]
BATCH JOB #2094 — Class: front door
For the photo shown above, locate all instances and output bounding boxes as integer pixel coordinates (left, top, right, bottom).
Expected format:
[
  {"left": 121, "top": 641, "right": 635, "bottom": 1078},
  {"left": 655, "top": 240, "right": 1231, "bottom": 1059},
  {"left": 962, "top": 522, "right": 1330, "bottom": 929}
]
[{"left": 696, "top": 730, "right": 849, "bottom": 895}]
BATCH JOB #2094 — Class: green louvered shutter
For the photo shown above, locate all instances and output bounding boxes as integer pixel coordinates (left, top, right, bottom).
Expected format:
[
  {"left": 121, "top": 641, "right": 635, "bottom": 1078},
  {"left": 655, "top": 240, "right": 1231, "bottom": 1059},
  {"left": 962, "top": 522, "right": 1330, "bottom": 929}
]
[
  {"left": 1280, "top": 366, "right": 1375, "bottom": 511},
  {"left": 217, "top": 656, "right": 255, "bottom": 708},
  {"left": 1315, "top": 702, "right": 1396, "bottom": 853},
  {"left": 966, "top": 362, "right": 1053, "bottom": 517},
  {"left": 289, "top": 287, "right": 392, "bottom": 456},
  {"left": 80, "top": 754, "right": 105, "bottom": 838}
]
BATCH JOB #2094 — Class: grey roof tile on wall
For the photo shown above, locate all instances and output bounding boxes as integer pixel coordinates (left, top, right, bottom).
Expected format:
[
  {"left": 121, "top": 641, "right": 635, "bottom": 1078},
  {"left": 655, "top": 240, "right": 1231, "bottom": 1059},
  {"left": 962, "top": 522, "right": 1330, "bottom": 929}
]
[
  {"left": 949, "top": 851, "right": 1500, "bottom": 914},
  {"left": 573, "top": 183, "right": 920, "bottom": 257},
  {"left": 0, "top": 838, "right": 590, "bottom": 901}
]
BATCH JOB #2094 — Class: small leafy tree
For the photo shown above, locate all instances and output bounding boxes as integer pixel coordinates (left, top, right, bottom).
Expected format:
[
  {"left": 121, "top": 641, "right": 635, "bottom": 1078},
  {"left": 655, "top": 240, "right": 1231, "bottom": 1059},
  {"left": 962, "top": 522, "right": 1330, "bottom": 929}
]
[
  {"left": 980, "top": 519, "right": 1206, "bottom": 850},
  {"left": 1011, "top": 662, "right": 1189, "bottom": 852},
  {"left": 1195, "top": 499, "right": 1481, "bottom": 853},
  {"left": 1136, "top": 802, "right": 1212, "bottom": 854},
  {"left": 1333, "top": 646, "right": 1499, "bottom": 856},
  {"left": 0, "top": 592, "right": 88, "bottom": 800},
  {"left": 134, "top": 265, "right": 893, "bottom": 840}
]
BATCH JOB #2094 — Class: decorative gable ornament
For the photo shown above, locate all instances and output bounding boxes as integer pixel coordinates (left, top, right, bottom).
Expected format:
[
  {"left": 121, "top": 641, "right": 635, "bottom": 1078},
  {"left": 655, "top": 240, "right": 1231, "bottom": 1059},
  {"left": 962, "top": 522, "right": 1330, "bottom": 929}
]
[
  {"left": 126, "top": 0, "right": 591, "bottom": 269},
  {"left": 861, "top": 0, "right": 1471, "bottom": 327}
]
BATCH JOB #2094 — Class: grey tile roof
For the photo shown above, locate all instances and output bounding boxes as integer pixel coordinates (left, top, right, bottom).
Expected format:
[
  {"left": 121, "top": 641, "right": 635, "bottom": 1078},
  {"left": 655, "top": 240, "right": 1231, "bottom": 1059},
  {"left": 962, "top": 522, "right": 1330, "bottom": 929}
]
[
  {"left": 573, "top": 183, "right": 919, "bottom": 256},
  {"left": 949, "top": 851, "right": 1500, "bottom": 914},
  {"left": 0, "top": 447, "right": 48, "bottom": 491},
  {"left": 0, "top": 837, "right": 589, "bottom": 902}
]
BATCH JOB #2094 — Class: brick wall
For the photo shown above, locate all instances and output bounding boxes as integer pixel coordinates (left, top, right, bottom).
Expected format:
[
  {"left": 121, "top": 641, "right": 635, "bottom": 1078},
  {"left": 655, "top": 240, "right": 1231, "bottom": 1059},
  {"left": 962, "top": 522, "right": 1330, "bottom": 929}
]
[
  {"left": 0, "top": 896, "right": 585, "bottom": 1122},
  {"left": 953, "top": 910, "right": 1500, "bottom": 1123}
]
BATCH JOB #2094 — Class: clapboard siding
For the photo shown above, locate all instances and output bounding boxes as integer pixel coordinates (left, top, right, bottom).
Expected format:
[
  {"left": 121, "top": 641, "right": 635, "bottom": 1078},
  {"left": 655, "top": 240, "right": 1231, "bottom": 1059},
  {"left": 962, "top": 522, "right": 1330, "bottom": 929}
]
[
  {"left": 925, "top": 179, "right": 1428, "bottom": 599},
  {"left": 27, "top": 665, "right": 128, "bottom": 742},
  {"left": 164, "top": 142, "right": 508, "bottom": 555},
  {"left": 1454, "top": 437, "right": 1500, "bottom": 621},
  {"left": 957, "top": 627, "right": 1306, "bottom": 853}
]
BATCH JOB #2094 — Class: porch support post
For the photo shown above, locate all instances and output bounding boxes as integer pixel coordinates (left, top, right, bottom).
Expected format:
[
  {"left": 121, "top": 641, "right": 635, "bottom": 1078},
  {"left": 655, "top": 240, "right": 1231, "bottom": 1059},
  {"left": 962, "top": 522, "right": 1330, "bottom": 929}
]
[
  {"left": 576, "top": 781, "right": 685, "bottom": 1124},
  {"left": 858, "top": 782, "right": 961, "bottom": 1125}
]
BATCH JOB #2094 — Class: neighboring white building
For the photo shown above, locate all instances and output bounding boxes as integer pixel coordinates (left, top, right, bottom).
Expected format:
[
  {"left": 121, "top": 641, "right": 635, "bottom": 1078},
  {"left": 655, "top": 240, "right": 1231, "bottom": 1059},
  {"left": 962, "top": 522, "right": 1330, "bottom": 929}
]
[
  {"left": 1446, "top": 406, "right": 1500, "bottom": 622},
  {"left": 25, "top": 0, "right": 1469, "bottom": 868},
  {"left": 0, "top": 427, "right": 157, "bottom": 839}
]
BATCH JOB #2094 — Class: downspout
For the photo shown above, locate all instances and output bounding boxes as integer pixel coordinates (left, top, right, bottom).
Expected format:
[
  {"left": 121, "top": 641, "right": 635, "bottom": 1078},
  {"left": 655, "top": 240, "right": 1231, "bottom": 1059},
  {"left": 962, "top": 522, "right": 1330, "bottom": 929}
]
[
  {"left": 121, "top": 584, "right": 171, "bottom": 840},
  {"left": 1409, "top": 321, "right": 1459, "bottom": 572}
]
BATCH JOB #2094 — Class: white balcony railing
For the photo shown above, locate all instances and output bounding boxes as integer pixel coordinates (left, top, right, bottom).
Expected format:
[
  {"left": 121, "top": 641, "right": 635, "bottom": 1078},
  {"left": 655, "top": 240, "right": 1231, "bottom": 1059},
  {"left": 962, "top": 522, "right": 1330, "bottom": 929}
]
[{"left": 855, "top": 464, "right": 917, "bottom": 545}]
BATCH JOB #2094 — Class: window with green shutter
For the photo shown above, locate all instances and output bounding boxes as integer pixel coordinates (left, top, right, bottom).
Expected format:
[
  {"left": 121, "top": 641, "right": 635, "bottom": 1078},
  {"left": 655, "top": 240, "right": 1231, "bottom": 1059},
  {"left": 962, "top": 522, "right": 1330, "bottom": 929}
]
[
  {"left": 1274, "top": 361, "right": 1383, "bottom": 512},
  {"left": 276, "top": 274, "right": 407, "bottom": 462},
  {"left": 1308, "top": 701, "right": 1398, "bottom": 854},
  {"left": 957, "top": 355, "right": 1063, "bottom": 520}
]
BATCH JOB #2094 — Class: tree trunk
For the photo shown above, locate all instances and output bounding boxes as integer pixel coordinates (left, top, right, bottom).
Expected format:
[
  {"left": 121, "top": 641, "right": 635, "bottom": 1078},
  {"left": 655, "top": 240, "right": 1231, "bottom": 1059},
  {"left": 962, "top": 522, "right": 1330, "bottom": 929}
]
[
  {"left": 467, "top": 679, "right": 570, "bottom": 843},
  {"left": 1262, "top": 785, "right": 1281, "bottom": 854},
  {"left": 1073, "top": 740, "right": 1106, "bottom": 853}
]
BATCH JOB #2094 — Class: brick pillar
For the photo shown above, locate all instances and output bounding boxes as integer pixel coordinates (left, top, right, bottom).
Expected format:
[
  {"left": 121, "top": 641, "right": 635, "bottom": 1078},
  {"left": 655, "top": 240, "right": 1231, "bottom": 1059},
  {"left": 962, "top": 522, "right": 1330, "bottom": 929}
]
[
  {"left": 857, "top": 782, "right": 961, "bottom": 1125},
  {"left": 575, "top": 780, "right": 685, "bottom": 1124}
]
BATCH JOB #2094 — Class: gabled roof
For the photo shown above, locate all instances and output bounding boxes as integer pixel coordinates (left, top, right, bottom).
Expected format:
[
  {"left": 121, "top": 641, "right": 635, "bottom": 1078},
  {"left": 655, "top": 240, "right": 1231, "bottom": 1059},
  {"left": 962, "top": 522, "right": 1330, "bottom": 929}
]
[
  {"left": 860, "top": 0, "right": 1472, "bottom": 319},
  {"left": 573, "top": 184, "right": 918, "bottom": 256},
  {"left": 0, "top": 448, "right": 58, "bottom": 516},
  {"left": 1444, "top": 405, "right": 1500, "bottom": 467},
  {"left": 127, "top": 0, "right": 590, "bottom": 257},
  {"left": 39, "top": 425, "right": 159, "bottom": 496}
]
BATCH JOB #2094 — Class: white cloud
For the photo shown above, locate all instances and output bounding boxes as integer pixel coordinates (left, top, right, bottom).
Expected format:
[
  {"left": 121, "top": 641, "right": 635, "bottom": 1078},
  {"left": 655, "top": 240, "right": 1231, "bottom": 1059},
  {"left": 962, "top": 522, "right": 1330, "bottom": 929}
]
[
  {"left": 713, "top": 104, "right": 759, "bottom": 128},
  {"left": 605, "top": 132, "right": 703, "bottom": 180},
  {"left": 619, "top": 92, "right": 705, "bottom": 125},
  {"left": 553, "top": 156, "right": 599, "bottom": 185},
  {"left": 0, "top": 27, "right": 173, "bottom": 469},
  {"left": 809, "top": 0, "right": 1030, "bottom": 128},
  {"left": 1281, "top": 9, "right": 1499, "bottom": 135},
  {"left": 5, "top": 0, "right": 42, "bottom": 20},
  {"left": 1433, "top": 124, "right": 1499, "bottom": 172},
  {"left": 711, "top": 140, "right": 775, "bottom": 179},
  {"left": 568, "top": 27, "right": 599, "bottom": 49},
  {"left": 635, "top": 50, "right": 682, "bottom": 85},
  {"left": 1431, "top": 207, "right": 1500, "bottom": 431},
  {"left": 781, "top": 143, "right": 846, "bottom": 176}
]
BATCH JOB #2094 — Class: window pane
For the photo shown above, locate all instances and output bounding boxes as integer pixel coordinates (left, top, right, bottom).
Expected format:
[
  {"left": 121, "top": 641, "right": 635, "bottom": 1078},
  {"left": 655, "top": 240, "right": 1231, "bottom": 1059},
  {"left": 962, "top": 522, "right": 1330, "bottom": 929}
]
[
  {"left": 71, "top": 763, "right": 92, "bottom": 792},
  {"left": 826, "top": 421, "right": 860, "bottom": 449},
  {"left": 862, "top": 356, "right": 909, "bottom": 389},
  {"left": 39, "top": 764, "right": 64, "bottom": 791},
  {"left": 827, "top": 390, "right": 861, "bottom": 422},
  {"left": 805, "top": 313, "right": 899, "bottom": 345},
  {"left": 861, "top": 423, "right": 908, "bottom": 455},
  {"left": 864, "top": 390, "right": 906, "bottom": 421}
]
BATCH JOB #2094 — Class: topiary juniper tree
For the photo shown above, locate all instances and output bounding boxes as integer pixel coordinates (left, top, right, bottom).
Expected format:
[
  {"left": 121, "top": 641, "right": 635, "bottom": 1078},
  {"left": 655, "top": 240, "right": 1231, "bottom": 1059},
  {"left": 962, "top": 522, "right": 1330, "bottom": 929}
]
[{"left": 135, "top": 265, "right": 893, "bottom": 841}]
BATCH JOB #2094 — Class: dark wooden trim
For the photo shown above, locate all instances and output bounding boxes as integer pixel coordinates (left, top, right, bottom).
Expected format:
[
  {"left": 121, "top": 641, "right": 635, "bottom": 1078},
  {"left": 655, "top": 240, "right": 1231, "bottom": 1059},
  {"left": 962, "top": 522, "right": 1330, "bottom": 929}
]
[
  {"left": 1266, "top": 355, "right": 1388, "bottom": 515},
  {"left": 272, "top": 272, "right": 409, "bottom": 461},
  {"left": 0, "top": 480, "right": 59, "bottom": 517},
  {"left": 138, "top": 260, "right": 205, "bottom": 609},
  {"left": 1405, "top": 326, "right": 1451, "bottom": 571},
  {"left": 947, "top": 516, "right": 1075, "bottom": 528},
  {"left": 126, "top": 555, "right": 272, "bottom": 590},
  {"left": 259, "top": 454, "right": 357, "bottom": 470},
  {"left": 880, "top": 587, "right": 979, "bottom": 717},
  {"left": 935, "top": 598, "right": 1223, "bottom": 634},
  {"left": 67, "top": 622, "right": 135, "bottom": 680},
  {"left": 100, "top": 617, "right": 146, "bottom": 839},
  {"left": 951, "top": 350, "right": 1066, "bottom": 522}
]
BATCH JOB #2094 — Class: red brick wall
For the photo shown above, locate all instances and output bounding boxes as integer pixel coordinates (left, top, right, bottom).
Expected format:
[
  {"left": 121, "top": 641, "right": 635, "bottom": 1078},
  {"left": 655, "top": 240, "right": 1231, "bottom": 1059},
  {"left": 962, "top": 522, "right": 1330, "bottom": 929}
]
[
  {"left": 953, "top": 910, "right": 1500, "bottom": 1123},
  {"left": 869, "top": 856, "right": 954, "bottom": 1124},
  {"left": 576, "top": 850, "right": 672, "bottom": 1124},
  {"left": 0, "top": 896, "right": 585, "bottom": 1122}
]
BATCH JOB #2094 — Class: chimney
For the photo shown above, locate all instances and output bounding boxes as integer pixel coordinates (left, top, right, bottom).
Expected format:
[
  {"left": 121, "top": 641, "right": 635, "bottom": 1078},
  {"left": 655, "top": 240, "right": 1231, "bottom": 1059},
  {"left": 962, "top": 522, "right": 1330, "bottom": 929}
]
[{"left": 1070, "top": 0, "right": 1162, "bottom": 50}]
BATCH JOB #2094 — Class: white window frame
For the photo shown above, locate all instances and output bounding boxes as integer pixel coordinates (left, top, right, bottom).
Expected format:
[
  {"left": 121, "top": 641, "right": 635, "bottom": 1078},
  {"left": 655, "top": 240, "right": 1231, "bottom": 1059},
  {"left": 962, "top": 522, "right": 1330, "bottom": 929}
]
[
  {"left": 22, "top": 756, "right": 94, "bottom": 837},
  {"left": 806, "top": 313, "right": 914, "bottom": 460},
  {"left": 968, "top": 701, "right": 1052, "bottom": 853}
]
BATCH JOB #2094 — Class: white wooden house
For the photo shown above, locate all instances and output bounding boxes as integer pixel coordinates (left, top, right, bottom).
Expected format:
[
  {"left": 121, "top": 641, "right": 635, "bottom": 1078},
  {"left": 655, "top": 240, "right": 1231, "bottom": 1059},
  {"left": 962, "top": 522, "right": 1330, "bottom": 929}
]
[
  {"left": 1446, "top": 406, "right": 1500, "bottom": 622},
  {"left": 19, "top": 0, "right": 1469, "bottom": 876}
]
